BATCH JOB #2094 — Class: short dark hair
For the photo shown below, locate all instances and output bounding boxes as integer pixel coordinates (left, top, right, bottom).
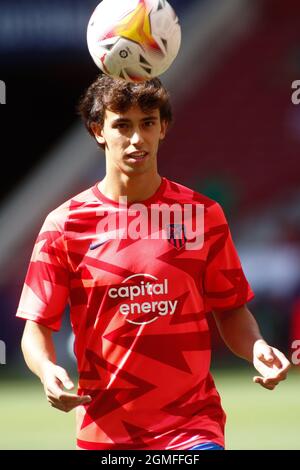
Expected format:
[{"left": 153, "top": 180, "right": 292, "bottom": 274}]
[{"left": 77, "top": 73, "right": 173, "bottom": 138}]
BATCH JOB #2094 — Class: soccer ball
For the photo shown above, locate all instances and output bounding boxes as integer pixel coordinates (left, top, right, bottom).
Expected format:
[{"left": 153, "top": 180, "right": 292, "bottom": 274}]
[{"left": 87, "top": 0, "right": 181, "bottom": 82}]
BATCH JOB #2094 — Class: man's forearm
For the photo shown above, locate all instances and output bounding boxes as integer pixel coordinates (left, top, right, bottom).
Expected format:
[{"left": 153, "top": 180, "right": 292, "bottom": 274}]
[
  {"left": 21, "top": 320, "right": 57, "bottom": 381},
  {"left": 21, "top": 320, "right": 91, "bottom": 411},
  {"left": 213, "top": 305, "right": 264, "bottom": 362}
]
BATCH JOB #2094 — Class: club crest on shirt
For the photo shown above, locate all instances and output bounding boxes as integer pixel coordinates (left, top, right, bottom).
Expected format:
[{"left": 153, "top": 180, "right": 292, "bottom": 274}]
[{"left": 166, "top": 224, "right": 187, "bottom": 250}]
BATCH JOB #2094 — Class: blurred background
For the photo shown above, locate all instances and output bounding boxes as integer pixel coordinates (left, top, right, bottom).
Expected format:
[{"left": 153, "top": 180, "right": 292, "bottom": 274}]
[{"left": 0, "top": 0, "right": 299, "bottom": 449}]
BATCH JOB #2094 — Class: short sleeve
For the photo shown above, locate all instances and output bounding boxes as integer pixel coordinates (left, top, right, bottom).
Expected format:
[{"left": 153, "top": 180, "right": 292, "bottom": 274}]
[
  {"left": 203, "top": 203, "right": 254, "bottom": 313},
  {"left": 16, "top": 213, "right": 70, "bottom": 331}
]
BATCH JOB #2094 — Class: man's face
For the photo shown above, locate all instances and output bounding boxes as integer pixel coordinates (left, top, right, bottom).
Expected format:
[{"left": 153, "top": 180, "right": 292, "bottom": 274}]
[{"left": 93, "top": 105, "right": 167, "bottom": 176}]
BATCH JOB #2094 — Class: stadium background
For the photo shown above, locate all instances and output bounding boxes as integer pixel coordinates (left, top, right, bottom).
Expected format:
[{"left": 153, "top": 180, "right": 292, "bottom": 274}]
[{"left": 0, "top": 0, "right": 299, "bottom": 449}]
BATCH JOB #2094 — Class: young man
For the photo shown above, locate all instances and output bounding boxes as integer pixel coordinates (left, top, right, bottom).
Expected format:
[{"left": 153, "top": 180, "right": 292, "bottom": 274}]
[{"left": 17, "top": 75, "right": 290, "bottom": 450}]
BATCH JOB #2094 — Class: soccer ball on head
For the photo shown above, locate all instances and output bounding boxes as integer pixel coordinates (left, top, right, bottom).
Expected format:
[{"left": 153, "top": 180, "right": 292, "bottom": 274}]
[{"left": 87, "top": 0, "right": 181, "bottom": 82}]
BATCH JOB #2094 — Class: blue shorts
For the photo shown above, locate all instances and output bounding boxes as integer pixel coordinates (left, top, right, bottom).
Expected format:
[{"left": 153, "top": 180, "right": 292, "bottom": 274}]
[{"left": 188, "top": 442, "right": 224, "bottom": 450}]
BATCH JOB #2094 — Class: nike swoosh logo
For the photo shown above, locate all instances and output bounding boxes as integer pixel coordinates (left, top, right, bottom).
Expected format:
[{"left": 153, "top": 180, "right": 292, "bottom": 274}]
[{"left": 89, "top": 239, "right": 110, "bottom": 250}]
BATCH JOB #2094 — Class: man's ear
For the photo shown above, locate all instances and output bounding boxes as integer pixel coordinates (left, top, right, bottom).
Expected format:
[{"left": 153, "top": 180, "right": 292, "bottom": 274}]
[
  {"left": 91, "top": 122, "right": 105, "bottom": 146},
  {"left": 159, "top": 120, "right": 168, "bottom": 141}
]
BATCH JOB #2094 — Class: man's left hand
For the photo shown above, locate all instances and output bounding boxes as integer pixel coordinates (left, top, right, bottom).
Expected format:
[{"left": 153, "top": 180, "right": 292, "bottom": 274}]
[{"left": 253, "top": 339, "right": 291, "bottom": 390}]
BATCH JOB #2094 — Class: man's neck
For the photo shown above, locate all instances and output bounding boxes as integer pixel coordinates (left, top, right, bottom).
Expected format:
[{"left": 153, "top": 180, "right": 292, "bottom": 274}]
[{"left": 99, "top": 172, "right": 162, "bottom": 204}]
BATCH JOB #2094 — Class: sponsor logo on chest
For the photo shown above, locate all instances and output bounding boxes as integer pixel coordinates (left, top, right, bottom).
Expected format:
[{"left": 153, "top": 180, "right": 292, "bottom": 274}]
[{"left": 108, "top": 274, "right": 178, "bottom": 325}]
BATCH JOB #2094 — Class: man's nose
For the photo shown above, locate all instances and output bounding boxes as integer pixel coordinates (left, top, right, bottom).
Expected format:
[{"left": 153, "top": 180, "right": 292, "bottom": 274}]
[{"left": 130, "top": 130, "right": 144, "bottom": 145}]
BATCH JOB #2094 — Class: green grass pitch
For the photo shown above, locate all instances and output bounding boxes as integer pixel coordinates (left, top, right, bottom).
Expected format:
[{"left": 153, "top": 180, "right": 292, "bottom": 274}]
[{"left": 0, "top": 369, "right": 298, "bottom": 449}]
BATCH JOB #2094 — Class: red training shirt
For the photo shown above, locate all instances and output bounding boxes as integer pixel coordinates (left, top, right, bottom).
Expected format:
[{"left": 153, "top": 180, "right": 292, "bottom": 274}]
[{"left": 16, "top": 177, "right": 254, "bottom": 450}]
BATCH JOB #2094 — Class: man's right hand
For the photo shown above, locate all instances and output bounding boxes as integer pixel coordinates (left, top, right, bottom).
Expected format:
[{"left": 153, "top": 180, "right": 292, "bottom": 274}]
[{"left": 41, "top": 361, "right": 92, "bottom": 413}]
